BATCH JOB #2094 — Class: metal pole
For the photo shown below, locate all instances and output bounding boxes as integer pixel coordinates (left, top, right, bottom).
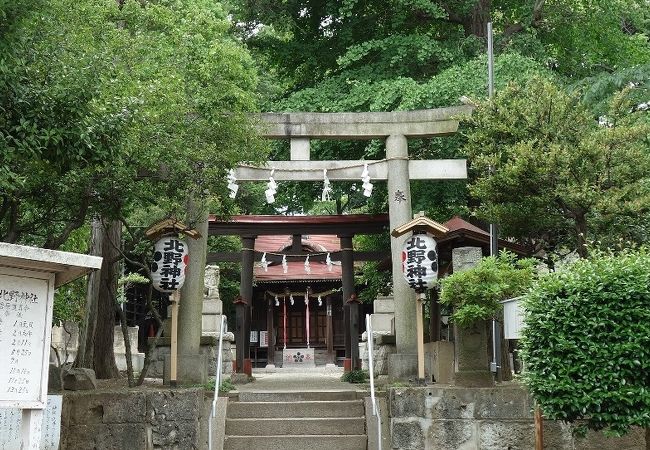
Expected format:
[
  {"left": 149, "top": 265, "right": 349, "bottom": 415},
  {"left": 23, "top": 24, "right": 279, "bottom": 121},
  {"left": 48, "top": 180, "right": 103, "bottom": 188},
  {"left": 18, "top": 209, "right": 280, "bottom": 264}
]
[
  {"left": 366, "top": 314, "right": 382, "bottom": 450},
  {"left": 487, "top": 21, "right": 500, "bottom": 377},
  {"left": 209, "top": 315, "right": 226, "bottom": 450}
]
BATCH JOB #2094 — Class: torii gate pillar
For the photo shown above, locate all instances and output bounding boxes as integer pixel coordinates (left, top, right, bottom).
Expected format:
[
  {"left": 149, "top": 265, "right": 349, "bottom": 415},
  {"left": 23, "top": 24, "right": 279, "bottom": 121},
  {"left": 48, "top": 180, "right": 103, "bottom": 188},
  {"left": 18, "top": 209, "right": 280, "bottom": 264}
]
[{"left": 386, "top": 134, "right": 417, "bottom": 353}]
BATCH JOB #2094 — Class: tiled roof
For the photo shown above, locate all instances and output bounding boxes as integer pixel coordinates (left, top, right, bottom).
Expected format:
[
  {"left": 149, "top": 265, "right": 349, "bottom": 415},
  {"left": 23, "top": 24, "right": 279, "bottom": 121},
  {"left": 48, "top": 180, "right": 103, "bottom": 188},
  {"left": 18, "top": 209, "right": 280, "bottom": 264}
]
[
  {"left": 443, "top": 216, "right": 488, "bottom": 235},
  {"left": 254, "top": 235, "right": 342, "bottom": 282}
]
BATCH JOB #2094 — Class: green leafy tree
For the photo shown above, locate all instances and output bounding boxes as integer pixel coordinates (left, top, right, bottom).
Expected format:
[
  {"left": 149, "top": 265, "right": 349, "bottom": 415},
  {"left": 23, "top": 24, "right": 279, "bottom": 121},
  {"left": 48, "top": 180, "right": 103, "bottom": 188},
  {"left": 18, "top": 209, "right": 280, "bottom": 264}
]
[
  {"left": 439, "top": 250, "right": 536, "bottom": 327},
  {"left": 463, "top": 77, "right": 650, "bottom": 261},
  {"left": 2, "top": 0, "right": 267, "bottom": 379},
  {"left": 1, "top": 0, "right": 266, "bottom": 248},
  {"left": 521, "top": 248, "right": 650, "bottom": 440}
]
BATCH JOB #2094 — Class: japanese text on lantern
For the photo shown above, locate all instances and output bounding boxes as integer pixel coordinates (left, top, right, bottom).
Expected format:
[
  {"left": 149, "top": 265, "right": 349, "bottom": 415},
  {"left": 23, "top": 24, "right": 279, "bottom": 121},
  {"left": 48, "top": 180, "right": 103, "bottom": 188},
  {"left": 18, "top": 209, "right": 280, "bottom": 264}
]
[
  {"left": 151, "top": 237, "right": 189, "bottom": 293},
  {"left": 0, "top": 273, "right": 49, "bottom": 404},
  {"left": 401, "top": 234, "right": 438, "bottom": 292}
]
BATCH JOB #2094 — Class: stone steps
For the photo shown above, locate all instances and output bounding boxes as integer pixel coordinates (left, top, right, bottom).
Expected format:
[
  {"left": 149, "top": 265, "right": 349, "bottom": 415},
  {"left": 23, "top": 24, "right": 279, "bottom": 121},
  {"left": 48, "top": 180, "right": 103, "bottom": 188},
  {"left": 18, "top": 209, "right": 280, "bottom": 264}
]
[
  {"left": 227, "top": 400, "right": 364, "bottom": 418},
  {"left": 224, "top": 391, "right": 367, "bottom": 450},
  {"left": 223, "top": 435, "right": 368, "bottom": 450},
  {"left": 226, "top": 417, "right": 366, "bottom": 435},
  {"left": 237, "top": 390, "right": 358, "bottom": 402}
]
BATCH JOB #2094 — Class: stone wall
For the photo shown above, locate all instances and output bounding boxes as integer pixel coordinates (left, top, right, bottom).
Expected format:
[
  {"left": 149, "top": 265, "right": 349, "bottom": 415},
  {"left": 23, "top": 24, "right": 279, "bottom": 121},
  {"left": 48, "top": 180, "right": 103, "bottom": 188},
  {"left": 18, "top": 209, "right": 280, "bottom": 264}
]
[
  {"left": 60, "top": 388, "right": 213, "bottom": 449},
  {"left": 147, "top": 334, "right": 234, "bottom": 378},
  {"left": 389, "top": 386, "right": 646, "bottom": 450}
]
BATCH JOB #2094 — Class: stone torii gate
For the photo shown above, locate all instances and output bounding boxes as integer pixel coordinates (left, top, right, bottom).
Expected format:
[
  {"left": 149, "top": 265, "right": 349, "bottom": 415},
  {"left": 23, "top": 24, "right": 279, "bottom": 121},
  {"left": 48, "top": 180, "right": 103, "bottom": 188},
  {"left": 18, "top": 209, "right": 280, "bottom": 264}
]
[{"left": 235, "top": 106, "right": 471, "bottom": 378}]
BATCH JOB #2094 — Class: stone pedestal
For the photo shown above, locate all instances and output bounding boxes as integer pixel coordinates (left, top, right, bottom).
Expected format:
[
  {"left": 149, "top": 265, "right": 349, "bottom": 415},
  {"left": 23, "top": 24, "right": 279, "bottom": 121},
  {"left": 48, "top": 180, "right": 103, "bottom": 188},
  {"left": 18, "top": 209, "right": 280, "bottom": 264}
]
[
  {"left": 451, "top": 246, "right": 493, "bottom": 387},
  {"left": 113, "top": 325, "right": 145, "bottom": 372},
  {"left": 202, "top": 265, "right": 226, "bottom": 336},
  {"left": 282, "top": 348, "right": 315, "bottom": 368},
  {"left": 388, "top": 353, "right": 418, "bottom": 382},
  {"left": 454, "top": 321, "right": 493, "bottom": 387},
  {"left": 149, "top": 333, "right": 234, "bottom": 379},
  {"left": 163, "top": 353, "right": 208, "bottom": 385},
  {"left": 424, "top": 341, "right": 454, "bottom": 384}
]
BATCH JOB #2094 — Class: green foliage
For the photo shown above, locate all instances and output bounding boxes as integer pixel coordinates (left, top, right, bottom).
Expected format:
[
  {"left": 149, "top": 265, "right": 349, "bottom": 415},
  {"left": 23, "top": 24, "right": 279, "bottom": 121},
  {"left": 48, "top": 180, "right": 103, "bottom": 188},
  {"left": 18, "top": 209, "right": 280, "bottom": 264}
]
[
  {"left": 1, "top": 0, "right": 266, "bottom": 248},
  {"left": 521, "top": 248, "right": 650, "bottom": 436},
  {"left": 204, "top": 377, "right": 236, "bottom": 393},
  {"left": 341, "top": 369, "right": 369, "bottom": 384},
  {"left": 464, "top": 77, "right": 650, "bottom": 259},
  {"left": 439, "top": 251, "right": 536, "bottom": 327}
]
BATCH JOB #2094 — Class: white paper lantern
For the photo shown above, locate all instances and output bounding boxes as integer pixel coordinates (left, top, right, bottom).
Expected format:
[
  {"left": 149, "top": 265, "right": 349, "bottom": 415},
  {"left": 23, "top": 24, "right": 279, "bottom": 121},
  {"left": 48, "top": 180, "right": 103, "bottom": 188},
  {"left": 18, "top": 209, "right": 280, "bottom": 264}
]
[
  {"left": 401, "top": 233, "right": 438, "bottom": 292},
  {"left": 151, "top": 237, "right": 189, "bottom": 293}
]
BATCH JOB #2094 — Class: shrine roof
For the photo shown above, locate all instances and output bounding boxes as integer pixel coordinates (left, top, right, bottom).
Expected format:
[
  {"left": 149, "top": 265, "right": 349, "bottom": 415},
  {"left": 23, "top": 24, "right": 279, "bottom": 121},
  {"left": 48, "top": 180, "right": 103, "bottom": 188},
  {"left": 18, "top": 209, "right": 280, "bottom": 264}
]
[
  {"left": 439, "top": 216, "right": 529, "bottom": 256},
  {"left": 253, "top": 235, "right": 342, "bottom": 282}
]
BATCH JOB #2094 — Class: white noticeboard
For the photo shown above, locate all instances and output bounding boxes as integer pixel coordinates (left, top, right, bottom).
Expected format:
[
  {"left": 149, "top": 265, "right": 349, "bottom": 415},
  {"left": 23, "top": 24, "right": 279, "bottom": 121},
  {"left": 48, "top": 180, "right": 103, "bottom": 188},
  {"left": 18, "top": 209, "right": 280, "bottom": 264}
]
[
  {"left": 502, "top": 297, "right": 524, "bottom": 340},
  {"left": 0, "top": 395, "right": 62, "bottom": 450},
  {"left": 0, "top": 268, "right": 54, "bottom": 409},
  {"left": 259, "top": 330, "right": 268, "bottom": 348}
]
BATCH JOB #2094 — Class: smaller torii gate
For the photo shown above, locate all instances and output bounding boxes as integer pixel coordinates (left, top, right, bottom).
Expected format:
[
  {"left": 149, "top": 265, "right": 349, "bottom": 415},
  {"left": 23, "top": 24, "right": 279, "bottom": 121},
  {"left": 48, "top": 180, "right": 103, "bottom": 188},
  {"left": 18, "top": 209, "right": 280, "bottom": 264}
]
[{"left": 235, "top": 107, "right": 471, "bottom": 377}]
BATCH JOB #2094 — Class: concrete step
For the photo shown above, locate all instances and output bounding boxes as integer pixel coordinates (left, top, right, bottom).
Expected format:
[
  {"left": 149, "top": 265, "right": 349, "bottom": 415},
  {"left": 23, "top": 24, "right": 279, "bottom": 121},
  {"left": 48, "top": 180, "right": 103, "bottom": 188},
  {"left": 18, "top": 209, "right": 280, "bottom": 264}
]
[
  {"left": 237, "top": 390, "right": 358, "bottom": 402},
  {"left": 223, "top": 435, "right": 367, "bottom": 450},
  {"left": 227, "top": 400, "right": 364, "bottom": 418},
  {"left": 225, "top": 417, "right": 366, "bottom": 436}
]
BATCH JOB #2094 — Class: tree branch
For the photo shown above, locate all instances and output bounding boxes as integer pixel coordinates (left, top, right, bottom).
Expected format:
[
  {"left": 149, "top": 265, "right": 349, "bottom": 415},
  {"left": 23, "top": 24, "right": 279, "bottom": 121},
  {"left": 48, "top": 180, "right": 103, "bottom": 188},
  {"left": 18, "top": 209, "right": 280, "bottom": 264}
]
[
  {"left": 502, "top": 0, "right": 546, "bottom": 38},
  {"left": 43, "top": 189, "right": 93, "bottom": 249}
]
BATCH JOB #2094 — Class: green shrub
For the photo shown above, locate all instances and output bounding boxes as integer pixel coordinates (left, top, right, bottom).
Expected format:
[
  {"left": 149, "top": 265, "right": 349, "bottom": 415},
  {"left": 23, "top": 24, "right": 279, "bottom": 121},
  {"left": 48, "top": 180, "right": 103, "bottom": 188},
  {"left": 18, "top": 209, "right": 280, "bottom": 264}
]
[
  {"left": 204, "top": 377, "right": 236, "bottom": 393},
  {"left": 341, "top": 369, "right": 369, "bottom": 384},
  {"left": 439, "top": 251, "right": 536, "bottom": 327},
  {"left": 521, "top": 248, "right": 650, "bottom": 436}
]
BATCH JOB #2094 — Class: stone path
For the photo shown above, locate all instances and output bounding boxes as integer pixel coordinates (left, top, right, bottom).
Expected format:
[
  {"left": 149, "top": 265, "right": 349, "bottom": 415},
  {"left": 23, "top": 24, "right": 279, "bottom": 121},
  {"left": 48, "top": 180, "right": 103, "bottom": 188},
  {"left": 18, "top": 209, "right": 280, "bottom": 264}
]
[{"left": 237, "top": 368, "right": 358, "bottom": 392}]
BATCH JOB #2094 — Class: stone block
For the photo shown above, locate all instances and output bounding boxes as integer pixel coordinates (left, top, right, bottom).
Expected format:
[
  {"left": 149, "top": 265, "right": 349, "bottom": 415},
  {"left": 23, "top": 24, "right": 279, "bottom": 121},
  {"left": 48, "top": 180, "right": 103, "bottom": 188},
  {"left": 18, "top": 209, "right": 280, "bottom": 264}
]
[
  {"left": 374, "top": 297, "right": 395, "bottom": 313},
  {"left": 543, "top": 421, "right": 575, "bottom": 449},
  {"left": 455, "top": 321, "right": 490, "bottom": 372},
  {"left": 60, "top": 423, "right": 148, "bottom": 450},
  {"left": 391, "top": 419, "right": 425, "bottom": 450},
  {"left": 151, "top": 420, "right": 201, "bottom": 449},
  {"left": 474, "top": 386, "right": 532, "bottom": 420},
  {"left": 113, "top": 325, "right": 139, "bottom": 353},
  {"left": 478, "top": 421, "right": 535, "bottom": 449},
  {"left": 147, "top": 389, "right": 202, "bottom": 422},
  {"left": 426, "top": 419, "right": 477, "bottom": 449},
  {"left": 454, "top": 370, "right": 494, "bottom": 388},
  {"left": 451, "top": 246, "right": 483, "bottom": 273},
  {"left": 66, "top": 391, "right": 147, "bottom": 425},
  {"left": 424, "top": 341, "right": 454, "bottom": 384},
  {"left": 202, "top": 299, "right": 223, "bottom": 315},
  {"left": 371, "top": 313, "right": 394, "bottom": 333},
  {"left": 48, "top": 363, "right": 63, "bottom": 391},
  {"left": 391, "top": 387, "right": 475, "bottom": 420},
  {"left": 282, "top": 348, "right": 316, "bottom": 367},
  {"left": 163, "top": 353, "right": 208, "bottom": 385},
  {"left": 62, "top": 367, "right": 97, "bottom": 391},
  {"left": 377, "top": 335, "right": 396, "bottom": 345},
  {"left": 575, "top": 427, "right": 647, "bottom": 450},
  {"left": 390, "top": 388, "right": 427, "bottom": 418},
  {"left": 101, "top": 392, "right": 147, "bottom": 423},
  {"left": 388, "top": 353, "right": 417, "bottom": 381}
]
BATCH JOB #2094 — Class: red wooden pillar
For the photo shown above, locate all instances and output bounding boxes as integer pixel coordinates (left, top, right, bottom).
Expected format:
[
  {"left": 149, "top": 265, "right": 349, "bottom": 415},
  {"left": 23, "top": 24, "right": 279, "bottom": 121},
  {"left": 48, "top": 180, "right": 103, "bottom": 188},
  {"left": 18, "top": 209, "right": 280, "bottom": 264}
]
[
  {"left": 326, "top": 297, "right": 334, "bottom": 364},
  {"left": 339, "top": 234, "right": 356, "bottom": 371},
  {"left": 267, "top": 296, "right": 275, "bottom": 366}
]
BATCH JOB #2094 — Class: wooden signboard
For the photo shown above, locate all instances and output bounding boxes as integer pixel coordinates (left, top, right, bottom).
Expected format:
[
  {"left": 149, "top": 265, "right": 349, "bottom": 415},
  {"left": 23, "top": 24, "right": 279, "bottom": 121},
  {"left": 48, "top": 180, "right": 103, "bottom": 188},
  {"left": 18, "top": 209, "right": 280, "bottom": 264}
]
[
  {"left": 0, "top": 268, "right": 54, "bottom": 410},
  {"left": 0, "top": 243, "right": 102, "bottom": 450}
]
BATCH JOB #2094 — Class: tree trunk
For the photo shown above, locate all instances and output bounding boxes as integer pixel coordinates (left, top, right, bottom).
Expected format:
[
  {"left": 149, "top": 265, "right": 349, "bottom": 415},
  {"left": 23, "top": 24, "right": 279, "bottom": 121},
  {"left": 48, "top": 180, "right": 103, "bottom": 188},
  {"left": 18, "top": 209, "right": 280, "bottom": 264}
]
[
  {"left": 76, "top": 218, "right": 121, "bottom": 378},
  {"left": 463, "top": 0, "right": 491, "bottom": 38},
  {"left": 575, "top": 215, "right": 589, "bottom": 258},
  {"left": 74, "top": 218, "right": 103, "bottom": 368},
  {"left": 93, "top": 219, "right": 121, "bottom": 379}
]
